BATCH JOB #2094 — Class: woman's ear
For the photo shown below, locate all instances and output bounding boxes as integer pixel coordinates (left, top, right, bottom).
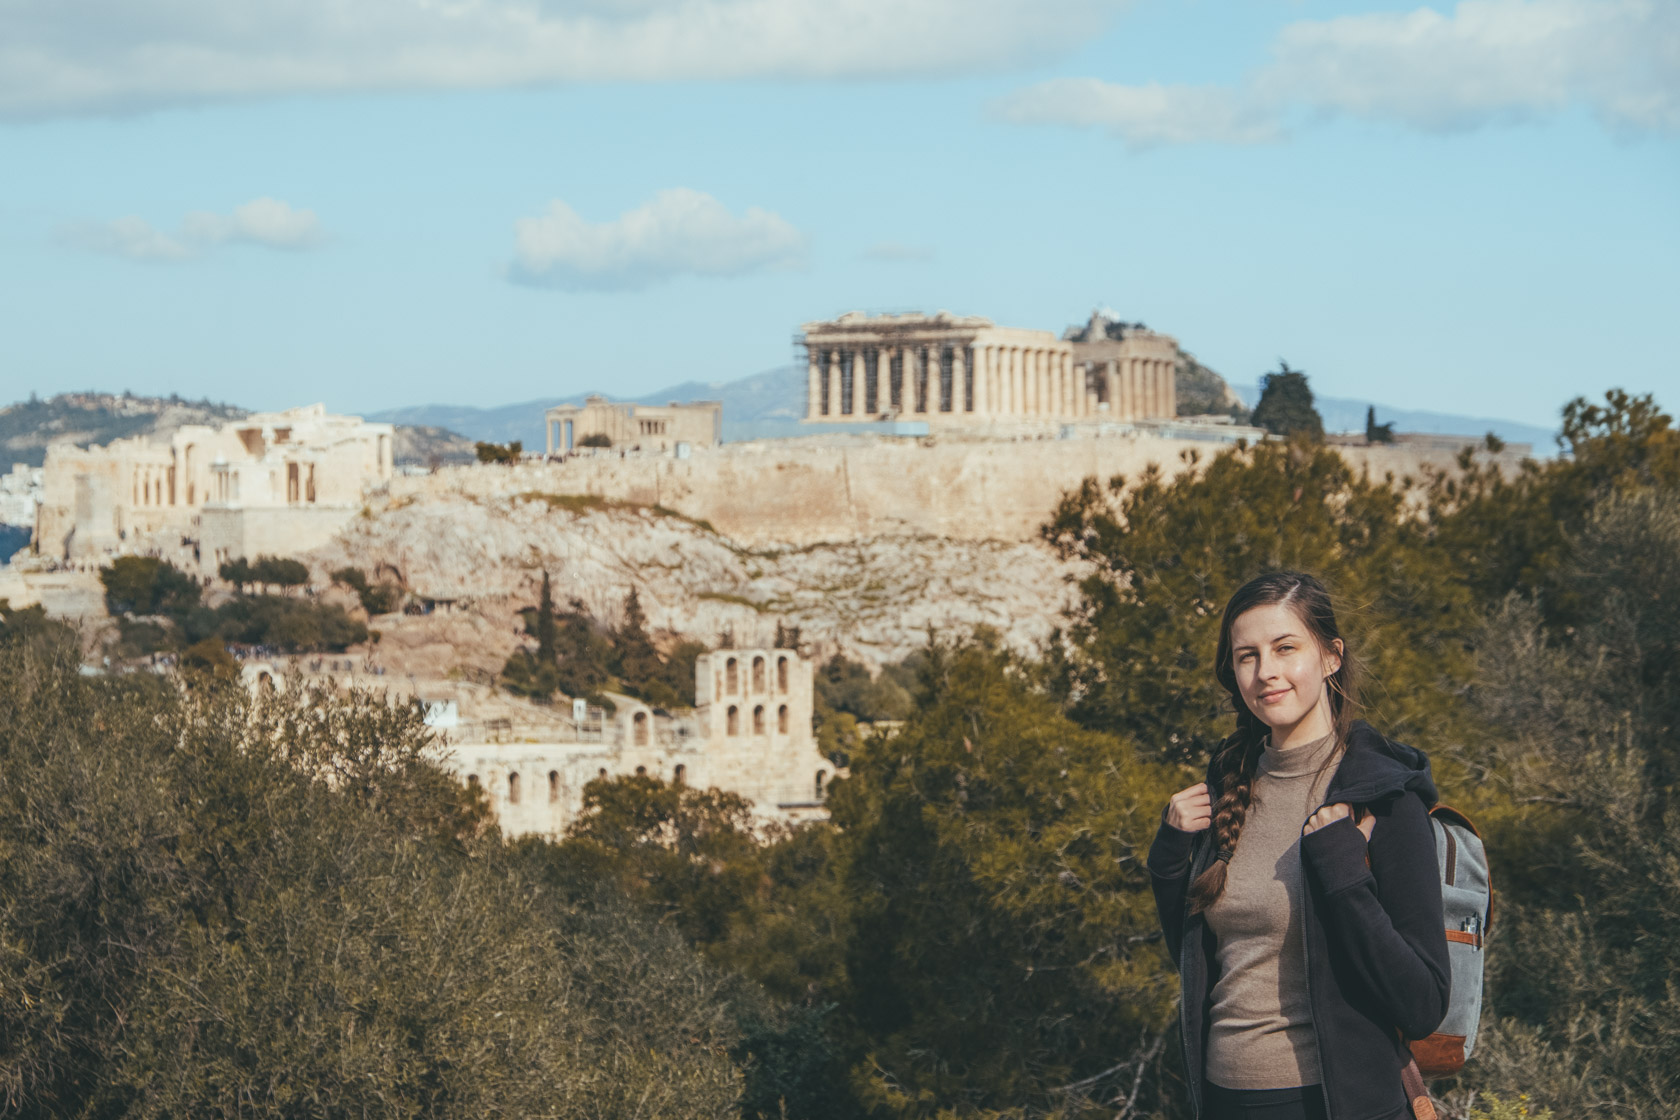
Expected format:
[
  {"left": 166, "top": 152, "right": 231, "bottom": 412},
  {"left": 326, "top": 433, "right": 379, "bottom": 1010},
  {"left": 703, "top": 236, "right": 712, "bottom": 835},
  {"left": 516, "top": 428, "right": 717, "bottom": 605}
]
[{"left": 1325, "top": 637, "right": 1344, "bottom": 678}]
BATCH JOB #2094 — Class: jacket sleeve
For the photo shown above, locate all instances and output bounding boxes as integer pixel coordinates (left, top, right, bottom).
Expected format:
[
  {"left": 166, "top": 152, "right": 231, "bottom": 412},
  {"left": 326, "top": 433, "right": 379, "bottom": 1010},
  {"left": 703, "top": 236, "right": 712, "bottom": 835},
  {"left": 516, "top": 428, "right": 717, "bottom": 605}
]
[
  {"left": 1146, "top": 806, "right": 1200, "bottom": 973},
  {"left": 1299, "top": 789, "right": 1451, "bottom": 1040}
]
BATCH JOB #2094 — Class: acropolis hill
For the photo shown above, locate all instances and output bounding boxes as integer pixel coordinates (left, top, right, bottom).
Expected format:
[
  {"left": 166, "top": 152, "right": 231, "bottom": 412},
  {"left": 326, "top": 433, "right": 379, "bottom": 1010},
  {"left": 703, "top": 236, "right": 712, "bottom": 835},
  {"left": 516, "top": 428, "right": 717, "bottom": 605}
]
[{"left": 390, "top": 430, "right": 1501, "bottom": 550}]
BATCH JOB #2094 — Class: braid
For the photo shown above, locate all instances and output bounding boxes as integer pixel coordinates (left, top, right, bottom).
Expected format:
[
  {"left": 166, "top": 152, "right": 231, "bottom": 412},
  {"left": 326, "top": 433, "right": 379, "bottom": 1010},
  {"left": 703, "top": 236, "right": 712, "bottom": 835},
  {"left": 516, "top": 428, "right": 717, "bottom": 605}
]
[{"left": 1189, "top": 726, "right": 1265, "bottom": 915}]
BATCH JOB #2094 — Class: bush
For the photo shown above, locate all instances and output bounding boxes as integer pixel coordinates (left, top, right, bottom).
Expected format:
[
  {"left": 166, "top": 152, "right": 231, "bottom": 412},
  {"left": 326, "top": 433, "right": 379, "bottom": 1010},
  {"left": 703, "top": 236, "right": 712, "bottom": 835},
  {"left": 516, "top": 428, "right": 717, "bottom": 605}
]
[
  {"left": 100, "top": 555, "right": 201, "bottom": 617},
  {"left": 0, "top": 636, "right": 751, "bottom": 1119},
  {"left": 578, "top": 432, "right": 612, "bottom": 448},
  {"left": 332, "top": 565, "right": 403, "bottom": 615},
  {"left": 475, "top": 440, "right": 522, "bottom": 464},
  {"left": 214, "top": 594, "right": 368, "bottom": 652}
]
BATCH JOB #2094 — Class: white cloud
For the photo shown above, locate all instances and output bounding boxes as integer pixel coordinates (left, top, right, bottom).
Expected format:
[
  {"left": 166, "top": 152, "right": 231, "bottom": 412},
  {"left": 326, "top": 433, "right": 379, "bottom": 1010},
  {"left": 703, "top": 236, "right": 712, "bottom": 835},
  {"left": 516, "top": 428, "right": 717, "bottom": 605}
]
[
  {"left": 0, "top": 0, "right": 1122, "bottom": 118},
  {"left": 58, "top": 216, "right": 193, "bottom": 261},
  {"left": 509, "top": 188, "right": 805, "bottom": 291},
  {"left": 60, "top": 198, "right": 324, "bottom": 261},
  {"left": 993, "top": 78, "right": 1279, "bottom": 147},
  {"left": 180, "top": 198, "right": 324, "bottom": 250},
  {"left": 996, "top": 0, "right": 1680, "bottom": 147}
]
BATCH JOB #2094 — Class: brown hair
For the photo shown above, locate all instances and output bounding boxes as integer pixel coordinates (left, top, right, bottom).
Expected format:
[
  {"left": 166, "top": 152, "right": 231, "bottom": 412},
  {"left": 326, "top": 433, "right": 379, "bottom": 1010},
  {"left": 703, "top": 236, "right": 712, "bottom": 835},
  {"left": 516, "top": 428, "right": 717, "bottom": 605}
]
[{"left": 1188, "top": 571, "right": 1360, "bottom": 915}]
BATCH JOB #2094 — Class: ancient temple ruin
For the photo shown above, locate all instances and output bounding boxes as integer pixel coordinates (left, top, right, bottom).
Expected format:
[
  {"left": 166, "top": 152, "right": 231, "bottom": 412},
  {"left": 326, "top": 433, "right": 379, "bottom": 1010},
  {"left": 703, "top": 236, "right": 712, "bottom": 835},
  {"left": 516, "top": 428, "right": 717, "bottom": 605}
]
[
  {"left": 34, "top": 404, "right": 394, "bottom": 567},
  {"left": 435, "top": 645, "right": 832, "bottom": 838},
  {"left": 799, "top": 310, "right": 1179, "bottom": 428},
  {"left": 545, "top": 395, "right": 721, "bottom": 454}
]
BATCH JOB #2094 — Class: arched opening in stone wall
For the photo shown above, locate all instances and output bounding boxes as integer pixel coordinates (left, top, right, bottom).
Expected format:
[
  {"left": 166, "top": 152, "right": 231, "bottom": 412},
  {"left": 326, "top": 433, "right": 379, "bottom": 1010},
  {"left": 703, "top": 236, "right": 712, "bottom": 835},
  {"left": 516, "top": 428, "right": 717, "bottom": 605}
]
[
  {"left": 467, "top": 774, "right": 479, "bottom": 788},
  {"left": 598, "top": 767, "right": 608, "bottom": 778},
  {"left": 777, "top": 657, "right": 789, "bottom": 692},
  {"left": 725, "top": 658, "right": 738, "bottom": 694},
  {"left": 635, "top": 765, "right": 646, "bottom": 776},
  {"left": 815, "top": 770, "right": 827, "bottom": 798},
  {"left": 777, "top": 704, "right": 789, "bottom": 734},
  {"left": 751, "top": 656, "right": 765, "bottom": 692},
  {"left": 727, "top": 705, "right": 739, "bottom": 736},
  {"left": 633, "top": 711, "right": 648, "bottom": 746},
  {"left": 752, "top": 705, "right": 765, "bottom": 735},
  {"left": 548, "top": 770, "right": 560, "bottom": 802},
  {"left": 508, "top": 772, "right": 521, "bottom": 805},
  {"left": 673, "top": 764, "right": 686, "bottom": 785}
]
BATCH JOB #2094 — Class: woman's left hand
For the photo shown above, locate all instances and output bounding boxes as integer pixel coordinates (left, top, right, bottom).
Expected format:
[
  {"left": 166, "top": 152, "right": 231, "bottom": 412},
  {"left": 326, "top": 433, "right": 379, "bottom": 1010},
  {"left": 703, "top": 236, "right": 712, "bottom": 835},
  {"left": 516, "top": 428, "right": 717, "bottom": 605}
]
[{"left": 1303, "top": 802, "right": 1377, "bottom": 840}]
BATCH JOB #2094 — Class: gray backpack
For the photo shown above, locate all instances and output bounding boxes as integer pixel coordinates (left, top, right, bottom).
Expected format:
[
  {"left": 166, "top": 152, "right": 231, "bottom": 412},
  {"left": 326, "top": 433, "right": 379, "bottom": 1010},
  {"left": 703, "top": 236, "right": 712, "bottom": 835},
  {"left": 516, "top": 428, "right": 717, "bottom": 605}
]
[{"left": 1401, "top": 804, "right": 1494, "bottom": 1118}]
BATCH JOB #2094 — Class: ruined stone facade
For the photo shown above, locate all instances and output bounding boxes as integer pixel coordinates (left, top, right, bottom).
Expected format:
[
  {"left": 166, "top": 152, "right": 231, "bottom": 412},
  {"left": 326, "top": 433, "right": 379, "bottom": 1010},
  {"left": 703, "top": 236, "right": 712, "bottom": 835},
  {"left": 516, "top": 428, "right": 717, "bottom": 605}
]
[
  {"left": 34, "top": 404, "right": 394, "bottom": 567},
  {"left": 800, "top": 310, "right": 1177, "bottom": 427},
  {"left": 436, "top": 647, "right": 831, "bottom": 839},
  {"left": 545, "top": 395, "right": 722, "bottom": 454}
]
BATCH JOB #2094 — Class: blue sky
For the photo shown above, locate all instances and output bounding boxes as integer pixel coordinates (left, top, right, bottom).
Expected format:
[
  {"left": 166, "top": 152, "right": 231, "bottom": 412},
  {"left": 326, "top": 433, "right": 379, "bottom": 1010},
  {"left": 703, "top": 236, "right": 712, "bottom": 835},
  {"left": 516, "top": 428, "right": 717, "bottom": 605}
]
[{"left": 1, "top": 0, "right": 1675, "bottom": 429}]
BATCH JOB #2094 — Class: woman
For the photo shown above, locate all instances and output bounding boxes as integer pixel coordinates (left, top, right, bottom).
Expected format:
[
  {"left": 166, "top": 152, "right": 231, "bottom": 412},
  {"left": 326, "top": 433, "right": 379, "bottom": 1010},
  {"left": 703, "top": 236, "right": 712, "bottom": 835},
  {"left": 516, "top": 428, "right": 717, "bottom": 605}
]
[{"left": 1147, "top": 572, "right": 1450, "bottom": 1120}]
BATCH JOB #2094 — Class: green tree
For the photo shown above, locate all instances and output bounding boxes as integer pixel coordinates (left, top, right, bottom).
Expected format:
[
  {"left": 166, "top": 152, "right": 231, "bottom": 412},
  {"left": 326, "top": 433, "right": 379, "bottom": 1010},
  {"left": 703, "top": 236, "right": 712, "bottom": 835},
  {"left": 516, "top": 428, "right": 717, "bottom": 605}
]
[
  {"left": 219, "top": 556, "right": 256, "bottom": 590},
  {"left": 1249, "top": 360, "right": 1323, "bottom": 440},
  {"left": 1435, "top": 489, "right": 1680, "bottom": 1119},
  {"left": 559, "top": 773, "right": 767, "bottom": 946},
  {"left": 332, "top": 565, "right": 402, "bottom": 614},
  {"left": 100, "top": 555, "right": 201, "bottom": 617},
  {"left": 1365, "top": 404, "right": 1395, "bottom": 444},
  {"left": 251, "top": 554, "right": 310, "bottom": 591},
  {"left": 1041, "top": 440, "right": 1476, "bottom": 763},
  {"left": 825, "top": 636, "right": 1180, "bottom": 1119},
  {"left": 0, "top": 634, "right": 751, "bottom": 1120},
  {"left": 178, "top": 636, "right": 239, "bottom": 682},
  {"left": 578, "top": 433, "right": 612, "bottom": 448},
  {"left": 1421, "top": 390, "right": 1680, "bottom": 625}
]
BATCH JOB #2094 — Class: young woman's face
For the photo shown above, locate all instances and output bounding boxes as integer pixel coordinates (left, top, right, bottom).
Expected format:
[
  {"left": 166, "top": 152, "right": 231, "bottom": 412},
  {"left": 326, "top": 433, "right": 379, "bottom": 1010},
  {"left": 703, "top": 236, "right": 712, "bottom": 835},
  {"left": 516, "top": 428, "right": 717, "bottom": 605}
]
[{"left": 1229, "top": 602, "right": 1343, "bottom": 734}]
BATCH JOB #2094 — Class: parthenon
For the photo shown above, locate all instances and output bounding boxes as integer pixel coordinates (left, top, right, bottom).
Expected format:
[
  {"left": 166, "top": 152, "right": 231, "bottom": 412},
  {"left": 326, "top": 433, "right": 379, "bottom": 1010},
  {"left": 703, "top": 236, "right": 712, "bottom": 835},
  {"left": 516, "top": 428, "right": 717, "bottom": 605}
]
[{"left": 800, "top": 310, "right": 1178, "bottom": 427}]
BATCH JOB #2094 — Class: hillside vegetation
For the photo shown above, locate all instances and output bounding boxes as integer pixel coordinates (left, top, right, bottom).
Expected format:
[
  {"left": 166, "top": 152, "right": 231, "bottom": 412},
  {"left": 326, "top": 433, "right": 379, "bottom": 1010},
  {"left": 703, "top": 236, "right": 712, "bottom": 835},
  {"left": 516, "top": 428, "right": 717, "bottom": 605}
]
[{"left": 1, "top": 389, "right": 1671, "bottom": 1120}]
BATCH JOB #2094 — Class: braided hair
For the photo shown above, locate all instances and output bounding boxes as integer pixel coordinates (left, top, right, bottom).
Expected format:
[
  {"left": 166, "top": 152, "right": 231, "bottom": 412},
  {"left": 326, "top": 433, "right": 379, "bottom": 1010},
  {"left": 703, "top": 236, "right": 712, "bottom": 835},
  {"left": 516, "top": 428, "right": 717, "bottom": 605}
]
[{"left": 1188, "top": 571, "right": 1360, "bottom": 916}]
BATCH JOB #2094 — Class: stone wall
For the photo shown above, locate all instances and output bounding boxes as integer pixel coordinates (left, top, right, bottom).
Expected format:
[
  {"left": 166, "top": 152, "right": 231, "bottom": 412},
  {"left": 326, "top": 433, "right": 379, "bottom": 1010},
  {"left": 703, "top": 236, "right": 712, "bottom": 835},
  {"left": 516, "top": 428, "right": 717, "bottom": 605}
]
[{"left": 397, "top": 432, "right": 1518, "bottom": 547}]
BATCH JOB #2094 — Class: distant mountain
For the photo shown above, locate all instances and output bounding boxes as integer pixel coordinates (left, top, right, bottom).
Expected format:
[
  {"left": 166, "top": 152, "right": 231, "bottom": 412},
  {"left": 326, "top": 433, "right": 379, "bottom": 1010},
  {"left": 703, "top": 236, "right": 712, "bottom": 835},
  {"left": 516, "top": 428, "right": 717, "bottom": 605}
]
[
  {"left": 366, "top": 365, "right": 808, "bottom": 449},
  {"left": 1229, "top": 382, "right": 1557, "bottom": 451},
  {"left": 0, "top": 392, "right": 248, "bottom": 468},
  {"left": 0, "top": 392, "right": 475, "bottom": 469}
]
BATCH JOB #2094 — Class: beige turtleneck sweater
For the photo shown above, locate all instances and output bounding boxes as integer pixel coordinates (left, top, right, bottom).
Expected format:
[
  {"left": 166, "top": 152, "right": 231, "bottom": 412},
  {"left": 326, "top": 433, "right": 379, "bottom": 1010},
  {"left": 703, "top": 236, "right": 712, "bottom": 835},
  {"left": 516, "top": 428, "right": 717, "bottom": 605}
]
[{"left": 1204, "top": 731, "right": 1340, "bottom": 1090}]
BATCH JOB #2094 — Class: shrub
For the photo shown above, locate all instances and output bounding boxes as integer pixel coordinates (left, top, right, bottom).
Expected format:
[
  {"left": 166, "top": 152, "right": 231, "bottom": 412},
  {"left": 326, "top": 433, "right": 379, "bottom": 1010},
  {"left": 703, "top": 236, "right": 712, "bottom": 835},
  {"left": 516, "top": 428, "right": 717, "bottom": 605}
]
[
  {"left": 578, "top": 433, "right": 612, "bottom": 448},
  {"left": 0, "top": 635, "right": 751, "bottom": 1119},
  {"left": 100, "top": 555, "right": 201, "bottom": 617}
]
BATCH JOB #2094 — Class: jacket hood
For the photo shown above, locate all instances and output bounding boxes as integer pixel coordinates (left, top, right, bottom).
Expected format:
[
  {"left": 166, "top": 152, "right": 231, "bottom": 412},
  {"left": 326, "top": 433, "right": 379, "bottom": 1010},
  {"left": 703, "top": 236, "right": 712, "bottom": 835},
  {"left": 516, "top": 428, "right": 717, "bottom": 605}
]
[
  {"left": 1324, "top": 720, "right": 1437, "bottom": 807},
  {"left": 1204, "top": 720, "right": 1437, "bottom": 808}
]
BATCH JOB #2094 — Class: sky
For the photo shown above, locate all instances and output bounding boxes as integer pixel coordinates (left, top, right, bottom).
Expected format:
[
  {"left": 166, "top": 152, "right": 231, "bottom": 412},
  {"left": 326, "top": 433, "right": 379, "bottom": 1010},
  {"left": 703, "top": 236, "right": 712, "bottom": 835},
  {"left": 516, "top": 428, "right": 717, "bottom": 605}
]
[{"left": 0, "top": 0, "right": 1676, "bottom": 430}]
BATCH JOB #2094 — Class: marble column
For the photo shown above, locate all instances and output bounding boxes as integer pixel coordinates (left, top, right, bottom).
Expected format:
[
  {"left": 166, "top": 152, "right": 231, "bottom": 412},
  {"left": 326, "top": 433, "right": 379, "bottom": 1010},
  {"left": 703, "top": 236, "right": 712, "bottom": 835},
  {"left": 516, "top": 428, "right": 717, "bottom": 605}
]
[
  {"left": 847, "top": 349, "right": 861, "bottom": 417},
  {"left": 827, "top": 350, "right": 841, "bottom": 418},
  {"left": 807, "top": 351, "right": 821, "bottom": 421},
  {"left": 974, "top": 346, "right": 989, "bottom": 416},
  {"left": 953, "top": 346, "right": 968, "bottom": 413}
]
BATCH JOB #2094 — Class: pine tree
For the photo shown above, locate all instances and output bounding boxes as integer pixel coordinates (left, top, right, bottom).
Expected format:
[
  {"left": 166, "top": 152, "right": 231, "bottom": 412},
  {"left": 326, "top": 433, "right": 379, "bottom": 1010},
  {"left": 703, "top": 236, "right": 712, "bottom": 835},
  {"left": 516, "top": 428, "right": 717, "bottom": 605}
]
[
  {"left": 1250, "top": 360, "right": 1324, "bottom": 440},
  {"left": 536, "top": 571, "right": 557, "bottom": 665},
  {"left": 1365, "top": 405, "right": 1395, "bottom": 444}
]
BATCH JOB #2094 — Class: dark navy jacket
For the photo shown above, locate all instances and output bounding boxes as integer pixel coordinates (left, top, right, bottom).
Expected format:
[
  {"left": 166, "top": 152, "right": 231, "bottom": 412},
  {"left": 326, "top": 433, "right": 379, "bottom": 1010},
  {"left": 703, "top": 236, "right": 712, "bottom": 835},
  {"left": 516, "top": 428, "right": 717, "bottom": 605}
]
[{"left": 1146, "top": 721, "right": 1451, "bottom": 1120}]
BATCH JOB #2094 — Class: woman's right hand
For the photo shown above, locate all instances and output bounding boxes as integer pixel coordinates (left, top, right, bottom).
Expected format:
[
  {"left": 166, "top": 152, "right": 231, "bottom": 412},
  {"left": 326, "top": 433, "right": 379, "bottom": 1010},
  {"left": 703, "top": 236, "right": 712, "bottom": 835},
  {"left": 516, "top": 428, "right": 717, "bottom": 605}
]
[{"left": 1165, "top": 782, "right": 1212, "bottom": 833}]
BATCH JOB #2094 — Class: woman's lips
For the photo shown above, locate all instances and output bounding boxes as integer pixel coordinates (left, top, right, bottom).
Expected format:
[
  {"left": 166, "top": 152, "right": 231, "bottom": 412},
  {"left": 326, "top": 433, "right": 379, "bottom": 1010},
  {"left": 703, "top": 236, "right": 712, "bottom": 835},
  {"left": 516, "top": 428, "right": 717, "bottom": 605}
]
[{"left": 1258, "top": 688, "right": 1291, "bottom": 703}]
